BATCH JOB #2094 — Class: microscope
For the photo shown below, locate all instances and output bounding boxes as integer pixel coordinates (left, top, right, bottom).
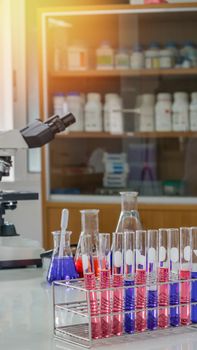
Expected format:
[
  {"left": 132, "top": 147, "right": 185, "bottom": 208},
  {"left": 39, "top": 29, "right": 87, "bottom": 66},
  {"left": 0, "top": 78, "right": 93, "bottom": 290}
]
[{"left": 0, "top": 113, "right": 75, "bottom": 268}]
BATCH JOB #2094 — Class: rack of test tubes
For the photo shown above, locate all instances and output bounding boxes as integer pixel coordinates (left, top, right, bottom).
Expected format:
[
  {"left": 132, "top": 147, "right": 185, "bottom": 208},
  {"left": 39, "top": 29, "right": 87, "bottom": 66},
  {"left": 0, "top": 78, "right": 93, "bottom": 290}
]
[{"left": 52, "top": 228, "right": 197, "bottom": 348}]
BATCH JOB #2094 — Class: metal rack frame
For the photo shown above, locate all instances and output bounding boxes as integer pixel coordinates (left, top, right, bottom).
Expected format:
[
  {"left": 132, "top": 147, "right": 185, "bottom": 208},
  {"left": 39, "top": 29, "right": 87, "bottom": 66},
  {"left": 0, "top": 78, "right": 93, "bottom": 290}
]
[{"left": 53, "top": 278, "right": 197, "bottom": 348}]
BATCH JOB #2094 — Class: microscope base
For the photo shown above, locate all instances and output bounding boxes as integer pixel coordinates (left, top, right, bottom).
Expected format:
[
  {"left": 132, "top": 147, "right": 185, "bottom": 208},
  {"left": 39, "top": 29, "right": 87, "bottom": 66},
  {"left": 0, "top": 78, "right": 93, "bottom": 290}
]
[
  {"left": 0, "top": 236, "right": 44, "bottom": 269},
  {"left": 0, "top": 258, "right": 42, "bottom": 269}
]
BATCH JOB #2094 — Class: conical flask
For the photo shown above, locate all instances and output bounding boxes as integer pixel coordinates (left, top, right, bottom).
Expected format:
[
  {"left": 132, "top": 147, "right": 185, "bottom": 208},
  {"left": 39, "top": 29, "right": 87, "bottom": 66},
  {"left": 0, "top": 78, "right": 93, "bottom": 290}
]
[
  {"left": 75, "top": 209, "right": 99, "bottom": 277},
  {"left": 116, "top": 192, "right": 142, "bottom": 232},
  {"left": 47, "top": 230, "right": 79, "bottom": 283}
]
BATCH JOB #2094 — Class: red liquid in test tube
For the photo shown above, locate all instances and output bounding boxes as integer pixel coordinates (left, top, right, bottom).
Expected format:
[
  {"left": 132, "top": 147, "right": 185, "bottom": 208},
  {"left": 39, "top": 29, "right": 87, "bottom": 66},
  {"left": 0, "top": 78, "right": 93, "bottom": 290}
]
[
  {"left": 135, "top": 269, "right": 146, "bottom": 332},
  {"left": 158, "top": 267, "right": 169, "bottom": 328},
  {"left": 81, "top": 234, "right": 101, "bottom": 339},
  {"left": 100, "top": 269, "right": 111, "bottom": 337},
  {"left": 112, "top": 232, "right": 124, "bottom": 336},
  {"left": 180, "top": 227, "right": 192, "bottom": 326},
  {"left": 180, "top": 269, "right": 191, "bottom": 325},
  {"left": 84, "top": 272, "right": 101, "bottom": 339},
  {"left": 98, "top": 233, "right": 111, "bottom": 338},
  {"left": 112, "top": 274, "right": 123, "bottom": 335}
]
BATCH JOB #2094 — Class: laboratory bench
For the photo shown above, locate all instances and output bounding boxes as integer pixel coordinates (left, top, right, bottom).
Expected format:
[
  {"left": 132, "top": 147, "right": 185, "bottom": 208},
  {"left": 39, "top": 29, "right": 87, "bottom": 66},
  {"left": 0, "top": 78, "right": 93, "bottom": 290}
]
[{"left": 0, "top": 268, "right": 197, "bottom": 350}]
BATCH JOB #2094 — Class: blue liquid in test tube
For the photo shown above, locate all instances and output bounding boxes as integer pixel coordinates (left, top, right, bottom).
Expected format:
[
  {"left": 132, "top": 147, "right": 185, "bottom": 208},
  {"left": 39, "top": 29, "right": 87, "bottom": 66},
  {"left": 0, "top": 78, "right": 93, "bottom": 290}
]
[
  {"left": 170, "top": 282, "right": 180, "bottom": 326},
  {"left": 192, "top": 272, "right": 197, "bottom": 323},
  {"left": 124, "top": 231, "right": 135, "bottom": 333},
  {"left": 169, "top": 228, "right": 180, "bottom": 327},
  {"left": 191, "top": 227, "right": 197, "bottom": 323}
]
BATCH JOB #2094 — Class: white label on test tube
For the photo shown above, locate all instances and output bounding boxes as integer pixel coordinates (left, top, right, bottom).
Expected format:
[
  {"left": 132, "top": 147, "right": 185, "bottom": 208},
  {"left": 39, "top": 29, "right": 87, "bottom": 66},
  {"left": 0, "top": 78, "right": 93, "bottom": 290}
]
[
  {"left": 148, "top": 247, "right": 156, "bottom": 263},
  {"left": 82, "top": 254, "right": 89, "bottom": 270},
  {"left": 126, "top": 249, "right": 133, "bottom": 265},
  {"left": 170, "top": 247, "right": 179, "bottom": 263},
  {"left": 114, "top": 251, "right": 122, "bottom": 267},
  {"left": 159, "top": 246, "right": 166, "bottom": 262},
  {"left": 184, "top": 246, "right": 191, "bottom": 262}
]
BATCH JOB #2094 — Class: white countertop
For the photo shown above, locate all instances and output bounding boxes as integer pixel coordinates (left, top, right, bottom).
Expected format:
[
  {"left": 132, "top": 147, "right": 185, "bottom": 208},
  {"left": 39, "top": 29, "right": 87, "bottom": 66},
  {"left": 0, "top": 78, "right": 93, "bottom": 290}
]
[{"left": 0, "top": 268, "right": 197, "bottom": 350}]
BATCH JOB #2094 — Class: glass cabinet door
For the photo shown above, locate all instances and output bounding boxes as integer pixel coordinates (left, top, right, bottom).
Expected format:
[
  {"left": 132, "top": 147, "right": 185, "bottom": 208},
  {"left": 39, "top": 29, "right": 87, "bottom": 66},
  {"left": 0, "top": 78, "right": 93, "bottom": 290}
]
[{"left": 39, "top": 4, "right": 197, "bottom": 200}]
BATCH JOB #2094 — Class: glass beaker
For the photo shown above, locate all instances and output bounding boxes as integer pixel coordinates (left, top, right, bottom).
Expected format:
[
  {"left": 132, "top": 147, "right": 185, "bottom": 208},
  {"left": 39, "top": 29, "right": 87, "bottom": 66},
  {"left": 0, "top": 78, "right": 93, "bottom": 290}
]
[
  {"left": 75, "top": 209, "right": 99, "bottom": 277},
  {"left": 47, "top": 230, "right": 79, "bottom": 283},
  {"left": 116, "top": 192, "right": 142, "bottom": 232}
]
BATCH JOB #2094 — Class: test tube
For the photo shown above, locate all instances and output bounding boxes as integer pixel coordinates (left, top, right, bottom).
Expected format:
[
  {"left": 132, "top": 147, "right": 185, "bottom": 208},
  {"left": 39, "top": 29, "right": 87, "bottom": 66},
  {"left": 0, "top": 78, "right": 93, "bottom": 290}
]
[
  {"left": 180, "top": 227, "right": 192, "bottom": 325},
  {"left": 169, "top": 228, "right": 180, "bottom": 327},
  {"left": 124, "top": 231, "right": 135, "bottom": 334},
  {"left": 158, "top": 228, "right": 170, "bottom": 328},
  {"left": 112, "top": 232, "right": 124, "bottom": 336},
  {"left": 147, "top": 229, "right": 158, "bottom": 330},
  {"left": 135, "top": 230, "right": 147, "bottom": 332},
  {"left": 191, "top": 227, "right": 197, "bottom": 323},
  {"left": 81, "top": 234, "right": 100, "bottom": 339},
  {"left": 98, "top": 233, "right": 111, "bottom": 338}
]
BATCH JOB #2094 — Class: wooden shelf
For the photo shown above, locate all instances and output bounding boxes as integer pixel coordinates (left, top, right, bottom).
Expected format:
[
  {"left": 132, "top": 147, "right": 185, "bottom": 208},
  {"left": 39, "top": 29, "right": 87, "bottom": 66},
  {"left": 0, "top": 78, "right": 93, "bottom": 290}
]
[
  {"left": 56, "top": 131, "right": 197, "bottom": 139},
  {"left": 50, "top": 68, "right": 197, "bottom": 79},
  {"left": 42, "top": 3, "right": 197, "bottom": 15}
]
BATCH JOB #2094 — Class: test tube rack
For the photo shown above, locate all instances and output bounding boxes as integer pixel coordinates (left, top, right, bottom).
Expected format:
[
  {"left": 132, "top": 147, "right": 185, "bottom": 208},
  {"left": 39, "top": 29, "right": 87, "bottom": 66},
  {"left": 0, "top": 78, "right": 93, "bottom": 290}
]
[{"left": 53, "top": 277, "right": 197, "bottom": 348}]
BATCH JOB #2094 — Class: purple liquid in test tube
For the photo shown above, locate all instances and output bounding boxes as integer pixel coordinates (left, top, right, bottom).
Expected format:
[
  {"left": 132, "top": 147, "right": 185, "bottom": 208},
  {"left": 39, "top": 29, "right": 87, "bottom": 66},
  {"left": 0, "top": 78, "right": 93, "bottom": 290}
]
[
  {"left": 112, "top": 232, "right": 124, "bottom": 336},
  {"left": 135, "top": 230, "right": 147, "bottom": 332},
  {"left": 124, "top": 231, "right": 135, "bottom": 333},
  {"left": 81, "top": 234, "right": 101, "bottom": 339},
  {"left": 180, "top": 227, "right": 192, "bottom": 326},
  {"left": 169, "top": 228, "right": 180, "bottom": 327},
  {"left": 147, "top": 230, "right": 158, "bottom": 330},
  {"left": 98, "top": 233, "right": 111, "bottom": 338},
  {"left": 158, "top": 228, "right": 169, "bottom": 328},
  {"left": 191, "top": 227, "right": 197, "bottom": 323}
]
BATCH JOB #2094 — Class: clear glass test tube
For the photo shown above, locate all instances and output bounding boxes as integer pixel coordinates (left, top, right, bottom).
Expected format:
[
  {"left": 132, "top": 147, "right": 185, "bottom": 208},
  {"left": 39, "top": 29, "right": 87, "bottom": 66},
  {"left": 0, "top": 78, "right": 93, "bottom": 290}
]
[
  {"left": 112, "top": 232, "right": 124, "bottom": 336},
  {"left": 180, "top": 227, "right": 192, "bottom": 325},
  {"left": 147, "top": 229, "right": 158, "bottom": 330},
  {"left": 81, "top": 234, "right": 100, "bottom": 339},
  {"left": 169, "top": 228, "right": 180, "bottom": 327},
  {"left": 124, "top": 230, "right": 135, "bottom": 334},
  {"left": 135, "top": 230, "right": 147, "bottom": 332},
  {"left": 98, "top": 233, "right": 111, "bottom": 338},
  {"left": 158, "top": 228, "right": 170, "bottom": 328},
  {"left": 191, "top": 227, "right": 197, "bottom": 323}
]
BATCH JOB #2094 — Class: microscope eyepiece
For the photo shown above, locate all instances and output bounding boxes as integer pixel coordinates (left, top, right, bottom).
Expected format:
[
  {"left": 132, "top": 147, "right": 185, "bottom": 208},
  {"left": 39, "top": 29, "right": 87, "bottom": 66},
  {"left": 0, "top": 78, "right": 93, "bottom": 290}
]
[{"left": 20, "top": 113, "right": 76, "bottom": 148}]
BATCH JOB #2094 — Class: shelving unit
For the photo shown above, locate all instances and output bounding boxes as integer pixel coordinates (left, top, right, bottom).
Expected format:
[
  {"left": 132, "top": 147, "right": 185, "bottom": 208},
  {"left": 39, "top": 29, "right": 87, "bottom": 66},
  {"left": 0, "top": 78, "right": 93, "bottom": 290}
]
[
  {"left": 56, "top": 131, "right": 197, "bottom": 139},
  {"left": 39, "top": 3, "right": 197, "bottom": 249},
  {"left": 50, "top": 68, "right": 197, "bottom": 78}
]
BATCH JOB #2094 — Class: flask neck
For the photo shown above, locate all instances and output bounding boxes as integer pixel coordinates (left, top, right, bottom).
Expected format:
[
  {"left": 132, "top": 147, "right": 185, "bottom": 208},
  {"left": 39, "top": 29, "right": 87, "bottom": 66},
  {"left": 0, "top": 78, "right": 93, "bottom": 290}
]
[
  {"left": 80, "top": 209, "right": 99, "bottom": 235},
  {"left": 52, "top": 232, "right": 60, "bottom": 251},
  {"left": 120, "top": 192, "right": 138, "bottom": 212}
]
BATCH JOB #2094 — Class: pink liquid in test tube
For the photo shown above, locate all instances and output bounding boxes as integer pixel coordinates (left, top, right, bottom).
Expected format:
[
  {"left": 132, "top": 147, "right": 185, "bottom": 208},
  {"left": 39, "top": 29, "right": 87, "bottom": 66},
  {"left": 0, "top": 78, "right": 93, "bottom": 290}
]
[
  {"left": 112, "top": 232, "right": 124, "bottom": 336},
  {"left": 113, "top": 274, "right": 123, "bottom": 335},
  {"left": 100, "top": 269, "right": 111, "bottom": 337},
  {"left": 135, "top": 269, "right": 146, "bottom": 332},
  {"left": 180, "top": 227, "right": 192, "bottom": 326},
  {"left": 180, "top": 270, "right": 191, "bottom": 325},
  {"left": 82, "top": 234, "right": 100, "bottom": 339},
  {"left": 84, "top": 272, "right": 101, "bottom": 339},
  {"left": 158, "top": 267, "right": 169, "bottom": 328},
  {"left": 98, "top": 233, "right": 111, "bottom": 338}
]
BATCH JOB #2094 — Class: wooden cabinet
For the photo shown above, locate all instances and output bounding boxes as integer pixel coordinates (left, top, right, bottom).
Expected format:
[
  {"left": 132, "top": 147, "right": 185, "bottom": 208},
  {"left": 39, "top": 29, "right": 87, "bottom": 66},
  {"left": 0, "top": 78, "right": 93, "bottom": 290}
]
[
  {"left": 43, "top": 201, "right": 197, "bottom": 249},
  {"left": 38, "top": 3, "right": 197, "bottom": 248}
]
